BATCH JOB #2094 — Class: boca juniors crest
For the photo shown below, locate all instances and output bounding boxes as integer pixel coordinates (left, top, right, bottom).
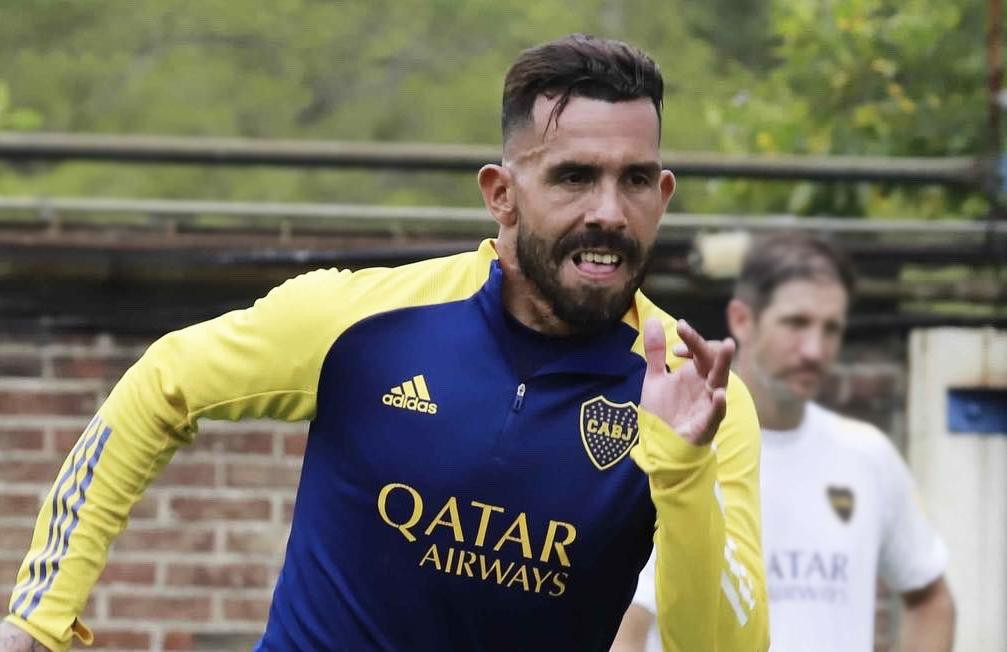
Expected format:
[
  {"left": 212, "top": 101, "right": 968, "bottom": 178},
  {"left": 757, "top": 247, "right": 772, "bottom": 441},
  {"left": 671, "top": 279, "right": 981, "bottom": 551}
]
[
  {"left": 580, "top": 396, "right": 640, "bottom": 470},
  {"left": 827, "top": 486, "right": 855, "bottom": 523}
]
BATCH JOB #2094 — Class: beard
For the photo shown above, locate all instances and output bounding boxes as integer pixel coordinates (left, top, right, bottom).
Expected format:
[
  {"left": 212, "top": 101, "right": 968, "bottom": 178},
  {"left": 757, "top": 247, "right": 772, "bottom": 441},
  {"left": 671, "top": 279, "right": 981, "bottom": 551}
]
[
  {"left": 758, "top": 360, "right": 824, "bottom": 406},
  {"left": 515, "top": 215, "right": 651, "bottom": 333}
]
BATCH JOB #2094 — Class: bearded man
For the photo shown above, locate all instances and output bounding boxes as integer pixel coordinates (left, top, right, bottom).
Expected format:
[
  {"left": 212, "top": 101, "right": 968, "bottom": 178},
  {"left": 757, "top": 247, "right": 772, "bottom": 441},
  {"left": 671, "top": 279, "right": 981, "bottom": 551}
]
[
  {"left": 613, "top": 234, "right": 952, "bottom": 652},
  {"left": 2, "top": 34, "right": 767, "bottom": 652}
]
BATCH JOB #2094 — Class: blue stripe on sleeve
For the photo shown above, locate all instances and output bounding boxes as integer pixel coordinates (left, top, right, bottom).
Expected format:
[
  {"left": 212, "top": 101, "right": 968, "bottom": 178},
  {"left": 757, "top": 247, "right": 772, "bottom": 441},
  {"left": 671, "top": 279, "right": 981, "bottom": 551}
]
[
  {"left": 10, "top": 417, "right": 103, "bottom": 616},
  {"left": 21, "top": 423, "right": 113, "bottom": 618}
]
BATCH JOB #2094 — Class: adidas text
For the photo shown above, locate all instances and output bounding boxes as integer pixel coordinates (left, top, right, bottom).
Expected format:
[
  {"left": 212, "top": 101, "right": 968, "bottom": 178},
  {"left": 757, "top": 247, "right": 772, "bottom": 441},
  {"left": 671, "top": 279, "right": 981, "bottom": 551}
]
[{"left": 382, "top": 393, "right": 438, "bottom": 414}]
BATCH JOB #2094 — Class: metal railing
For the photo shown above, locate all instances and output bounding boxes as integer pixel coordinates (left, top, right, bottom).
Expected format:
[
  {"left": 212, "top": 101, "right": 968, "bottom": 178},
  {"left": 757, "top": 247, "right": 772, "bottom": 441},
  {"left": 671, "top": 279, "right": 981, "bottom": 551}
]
[
  {"left": 0, "top": 196, "right": 1003, "bottom": 240},
  {"left": 0, "top": 132, "right": 986, "bottom": 187}
]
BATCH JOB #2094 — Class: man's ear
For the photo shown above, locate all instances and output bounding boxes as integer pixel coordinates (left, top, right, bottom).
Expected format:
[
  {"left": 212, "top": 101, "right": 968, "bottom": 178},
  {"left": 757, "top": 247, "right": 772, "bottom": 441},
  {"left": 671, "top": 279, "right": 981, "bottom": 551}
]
[
  {"left": 726, "top": 298, "right": 754, "bottom": 344},
  {"left": 478, "top": 164, "right": 517, "bottom": 228},
  {"left": 659, "top": 170, "right": 676, "bottom": 209}
]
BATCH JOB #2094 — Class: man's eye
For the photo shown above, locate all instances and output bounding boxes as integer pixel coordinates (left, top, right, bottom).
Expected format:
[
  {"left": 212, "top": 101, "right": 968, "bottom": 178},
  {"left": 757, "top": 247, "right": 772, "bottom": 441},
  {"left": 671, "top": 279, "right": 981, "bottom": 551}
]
[
  {"left": 561, "top": 172, "right": 588, "bottom": 185},
  {"left": 628, "top": 174, "right": 652, "bottom": 187},
  {"left": 782, "top": 317, "right": 809, "bottom": 329}
]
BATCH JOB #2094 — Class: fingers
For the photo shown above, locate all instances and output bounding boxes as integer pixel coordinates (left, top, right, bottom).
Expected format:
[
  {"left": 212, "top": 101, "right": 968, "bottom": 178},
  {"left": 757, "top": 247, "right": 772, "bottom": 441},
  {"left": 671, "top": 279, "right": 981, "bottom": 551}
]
[
  {"left": 643, "top": 317, "right": 668, "bottom": 378},
  {"left": 706, "top": 337, "right": 735, "bottom": 392},
  {"left": 706, "top": 387, "right": 728, "bottom": 443},
  {"left": 675, "top": 319, "right": 714, "bottom": 376}
]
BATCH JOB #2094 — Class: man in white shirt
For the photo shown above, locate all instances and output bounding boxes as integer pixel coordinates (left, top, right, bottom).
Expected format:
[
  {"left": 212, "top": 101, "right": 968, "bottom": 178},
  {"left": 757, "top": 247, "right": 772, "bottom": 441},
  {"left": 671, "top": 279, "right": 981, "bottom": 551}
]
[{"left": 612, "top": 233, "right": 955, "bottom": 652}]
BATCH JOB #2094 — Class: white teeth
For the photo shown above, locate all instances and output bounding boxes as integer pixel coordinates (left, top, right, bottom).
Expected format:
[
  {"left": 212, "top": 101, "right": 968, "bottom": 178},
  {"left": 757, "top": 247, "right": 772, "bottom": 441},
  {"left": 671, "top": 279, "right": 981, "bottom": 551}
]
[{"left": 580, "top": 251, "right": 621, "bottom": 265}]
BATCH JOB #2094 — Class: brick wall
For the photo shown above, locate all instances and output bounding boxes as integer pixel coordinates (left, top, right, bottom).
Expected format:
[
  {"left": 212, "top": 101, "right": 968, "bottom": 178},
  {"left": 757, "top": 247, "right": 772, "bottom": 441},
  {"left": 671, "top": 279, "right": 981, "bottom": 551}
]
[
  {"left": 0, "top": 332, "right": 910, "bottom": 651},
  {"left": 0, "top": 334, "right": 306, "bottom": 651}
]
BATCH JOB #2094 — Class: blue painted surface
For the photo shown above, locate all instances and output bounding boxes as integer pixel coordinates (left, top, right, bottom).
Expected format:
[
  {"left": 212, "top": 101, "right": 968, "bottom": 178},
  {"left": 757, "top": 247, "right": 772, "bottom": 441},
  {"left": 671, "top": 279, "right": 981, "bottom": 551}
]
[{"left": 947, "top": 388, "right": 1007, "bottom": 434}]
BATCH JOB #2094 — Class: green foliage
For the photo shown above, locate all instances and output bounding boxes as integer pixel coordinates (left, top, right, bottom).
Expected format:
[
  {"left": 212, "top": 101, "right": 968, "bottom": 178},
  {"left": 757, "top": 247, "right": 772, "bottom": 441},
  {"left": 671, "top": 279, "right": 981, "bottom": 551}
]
[
  {"left": 696, "top": 0, "right": 992, "bottom": 217},
  {"left": 0, "top": 0, "right": 996, "bottom": 217},
  {"left": 0, "top": 81, "right": 42, "bottom": 130}
]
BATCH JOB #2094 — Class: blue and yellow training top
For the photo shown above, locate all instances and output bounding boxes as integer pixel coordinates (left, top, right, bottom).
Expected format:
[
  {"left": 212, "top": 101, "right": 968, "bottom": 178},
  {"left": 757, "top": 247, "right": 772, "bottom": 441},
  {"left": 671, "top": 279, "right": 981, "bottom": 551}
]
[{"left": 6, "top": 240, "right": 768, "bottom": 651}]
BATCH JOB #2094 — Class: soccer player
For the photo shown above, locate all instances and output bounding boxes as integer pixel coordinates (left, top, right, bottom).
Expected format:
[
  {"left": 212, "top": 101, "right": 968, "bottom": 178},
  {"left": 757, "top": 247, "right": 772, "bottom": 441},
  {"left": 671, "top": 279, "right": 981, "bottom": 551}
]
[
  {"left": 2, "top": 35, "right": 767, "bottom": 651},
  {"left": 612, "top": 234, "right": 955, "bottom": 652}
]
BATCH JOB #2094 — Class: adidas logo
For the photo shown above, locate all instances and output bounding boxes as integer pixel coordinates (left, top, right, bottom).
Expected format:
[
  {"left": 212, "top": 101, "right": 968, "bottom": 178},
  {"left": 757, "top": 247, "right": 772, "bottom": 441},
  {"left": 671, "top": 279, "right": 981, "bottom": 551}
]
[{"left": 382, "top": 374, "right": 438, "bottom": 415}]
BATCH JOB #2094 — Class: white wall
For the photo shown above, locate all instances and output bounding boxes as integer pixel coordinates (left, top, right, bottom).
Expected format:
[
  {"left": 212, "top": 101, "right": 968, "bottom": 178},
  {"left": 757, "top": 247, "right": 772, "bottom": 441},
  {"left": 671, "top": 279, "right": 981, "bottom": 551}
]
[{"left": 908, "top": 328, "right": 1007, "bottom": 652}]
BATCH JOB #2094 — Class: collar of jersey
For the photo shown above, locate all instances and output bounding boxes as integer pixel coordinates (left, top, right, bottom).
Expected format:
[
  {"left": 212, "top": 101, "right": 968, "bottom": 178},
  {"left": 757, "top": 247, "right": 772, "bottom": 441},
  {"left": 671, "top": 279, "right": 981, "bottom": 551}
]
[{"left": 475, "top": 245, "right": 643, "bottom": 379}]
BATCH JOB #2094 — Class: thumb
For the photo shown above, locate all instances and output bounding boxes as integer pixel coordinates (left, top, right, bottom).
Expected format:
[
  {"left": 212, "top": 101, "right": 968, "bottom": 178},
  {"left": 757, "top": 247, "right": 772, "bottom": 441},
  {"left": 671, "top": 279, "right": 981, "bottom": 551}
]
[{"left": 643, "top": 317, "right": 668, "bottom": 378}]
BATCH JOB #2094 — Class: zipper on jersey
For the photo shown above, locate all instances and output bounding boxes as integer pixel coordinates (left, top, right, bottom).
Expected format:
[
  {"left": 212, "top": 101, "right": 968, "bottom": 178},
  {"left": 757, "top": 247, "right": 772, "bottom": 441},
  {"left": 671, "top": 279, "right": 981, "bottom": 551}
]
[{"left": 512, "top": 383, "right": 526, "bottom": 412}]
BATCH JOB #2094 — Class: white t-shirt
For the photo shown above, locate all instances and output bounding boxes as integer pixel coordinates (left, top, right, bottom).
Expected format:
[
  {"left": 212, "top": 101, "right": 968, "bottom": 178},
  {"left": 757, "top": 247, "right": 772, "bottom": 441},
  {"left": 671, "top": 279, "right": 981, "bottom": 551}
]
[{"left": 630, "top": 402, "right": 947, "bottom": 652}]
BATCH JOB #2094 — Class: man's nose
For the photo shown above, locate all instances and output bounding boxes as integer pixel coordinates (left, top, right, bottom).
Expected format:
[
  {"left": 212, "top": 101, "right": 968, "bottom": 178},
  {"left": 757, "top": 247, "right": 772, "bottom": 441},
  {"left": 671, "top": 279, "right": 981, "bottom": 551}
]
[
  {"left": 584, "top": 181, "right": 628, "bottom": 229},
  {"left": 798, "top": 330, "right": 826, "bottom": 362}
]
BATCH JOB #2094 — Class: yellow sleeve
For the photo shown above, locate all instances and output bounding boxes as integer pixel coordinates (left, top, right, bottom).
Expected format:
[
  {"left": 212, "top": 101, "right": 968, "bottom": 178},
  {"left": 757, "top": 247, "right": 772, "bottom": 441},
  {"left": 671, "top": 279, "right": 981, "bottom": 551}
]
[
  {"left": 5, "top": 268, "right": 352, "bottom": 651},
  {"left": 630, "top": 372, "right": 769, "bottom": 652}
]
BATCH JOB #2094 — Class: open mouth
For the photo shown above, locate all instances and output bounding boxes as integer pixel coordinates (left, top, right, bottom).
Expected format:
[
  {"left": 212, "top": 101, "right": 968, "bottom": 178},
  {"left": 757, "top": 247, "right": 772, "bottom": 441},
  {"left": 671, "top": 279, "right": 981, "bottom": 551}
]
[{"left": 571, "top": 249, "right": 623, "bottom": 279}]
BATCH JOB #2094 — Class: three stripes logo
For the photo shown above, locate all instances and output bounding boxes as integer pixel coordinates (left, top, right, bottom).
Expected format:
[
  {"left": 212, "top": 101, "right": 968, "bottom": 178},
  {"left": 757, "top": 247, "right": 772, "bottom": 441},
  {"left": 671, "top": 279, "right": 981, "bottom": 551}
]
[
  {"left": 11, "top": 414, "right": 113, "bottom": 620},
  {"left": 382, "top": 374, "right": 438, "bottom": 415}
]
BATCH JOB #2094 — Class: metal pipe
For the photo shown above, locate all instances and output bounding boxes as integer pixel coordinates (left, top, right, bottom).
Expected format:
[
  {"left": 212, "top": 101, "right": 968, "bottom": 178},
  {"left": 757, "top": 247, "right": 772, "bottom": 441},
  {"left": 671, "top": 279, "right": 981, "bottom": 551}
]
[
  {"left": 1, "top": 196, "right": 1004, "bottom": 239},
  {"left": 0, "top": 132, "right": 983, "bottom": 186}
]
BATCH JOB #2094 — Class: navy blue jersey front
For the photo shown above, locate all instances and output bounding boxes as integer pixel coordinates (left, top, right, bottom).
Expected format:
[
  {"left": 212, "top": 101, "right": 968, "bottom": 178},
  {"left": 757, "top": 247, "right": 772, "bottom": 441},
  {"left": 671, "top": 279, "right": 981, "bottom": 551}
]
[{"left": 256, "top": 260, "right": 656, "bottom": 650}]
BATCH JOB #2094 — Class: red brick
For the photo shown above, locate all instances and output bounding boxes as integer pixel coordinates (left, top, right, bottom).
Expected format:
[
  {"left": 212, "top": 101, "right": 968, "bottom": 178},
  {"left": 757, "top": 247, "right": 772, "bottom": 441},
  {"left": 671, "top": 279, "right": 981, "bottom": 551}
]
[
  {"left": 187, "top": 430, "right": 274, "bottom": 455},
  {"left": 164, "top": 631, "right": 262, "bottom": 650},
  {"left": 0, "top": 390, "right": 95, "bottom": 416},
  {"left": 81, "top": 596, "right": 98, "bottom": 619},
  {"left": 130, "top": 493, "right": 159, "bottom": 520},
  {"left": 225, "top": 462, "right": 301, "bottom": 489},
  {"left": 225, "top": 528, "right": 289, "bottom": 556},
  {"left": 169, "top": 496, "right": 271, "bottom": 521},
  {"left": 108, "top": 594, "right": 212, "bottom": 621},
  {"left": 0, "top": 560, "right": 22, "bottom": 583},
  {"left": 54, "top": 428, "right": 88, "bottom": 453},
  {"left": 0, "top": 492, "right": 42, "bottom": 516},
  {"left": 90, "top": 629, "right": 151, "bottom": 649},
  {"left": 50, "top": 355, "right": 136, "bottom": 381},
  {"left": 0, "top": 356, "right": 42, "bottom": 377},
  {"left": 848, "top": 369, "right": 901, "bottom": 404},
  {"left": 100, "top": 561, "right": 156, "bottom": 585},
  {"left": 0, "top": 460, "right": 61, "bottom": 484},
  {"left": 0, "top": 428, "right": 44, "bottom": 450},
  {"left": 282, "top": 499, "right": 295, "bottom": 521},
  {"left": 163, "top": 632, "right": 192, "bottom": 652},
  {"left": 113, "top": 527, "right": 215, "bottom": 553},
  {"left": 0, "top": 526, "right": 35, "bottom": 552},
  {"left": 166, "top": 562, "right": 272, "bottom": 589},
  {"left": 155, "top": 462, "right": 216, "bottom": 487},
  {"left": 163, "top": 631, "right": 194, "bottom": 650},
  {"left": 223, "top": 597, "right": 272, "bottom": 621},
  {"left": 283, "top": 433, "right": 307, "bottom": 457}
]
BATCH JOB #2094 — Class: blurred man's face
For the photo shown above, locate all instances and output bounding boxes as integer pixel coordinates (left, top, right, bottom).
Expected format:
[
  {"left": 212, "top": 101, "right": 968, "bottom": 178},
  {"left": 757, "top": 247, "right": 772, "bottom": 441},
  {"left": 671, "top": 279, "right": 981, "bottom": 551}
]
[
  {"left": 742, "top": 279, "right": 848, "bottom": 405},
  {"left": 504, "top": 95, "right": 675, "bottom": 331}
]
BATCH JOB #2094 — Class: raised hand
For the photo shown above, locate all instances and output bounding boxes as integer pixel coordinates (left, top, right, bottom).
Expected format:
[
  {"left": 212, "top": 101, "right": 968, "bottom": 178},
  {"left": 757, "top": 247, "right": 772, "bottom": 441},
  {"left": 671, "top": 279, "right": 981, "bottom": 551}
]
[{"left": 640, "top": 317, "right": 735, "bottom": 446}]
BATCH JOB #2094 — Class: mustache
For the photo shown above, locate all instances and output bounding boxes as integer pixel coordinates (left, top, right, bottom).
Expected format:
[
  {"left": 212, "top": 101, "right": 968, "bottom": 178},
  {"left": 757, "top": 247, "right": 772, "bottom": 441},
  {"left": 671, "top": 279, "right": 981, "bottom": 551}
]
[{"left": 552, "top": 230, "right": 643, "bottom": 264}]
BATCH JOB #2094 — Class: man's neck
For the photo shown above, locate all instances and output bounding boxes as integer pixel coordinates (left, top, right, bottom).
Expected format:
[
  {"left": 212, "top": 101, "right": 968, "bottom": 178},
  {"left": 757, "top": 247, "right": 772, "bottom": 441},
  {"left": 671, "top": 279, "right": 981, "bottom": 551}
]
[
  {"left": 495, "top": 240, "right": 576, "bottom": 336},
  {"left": 756, "top": 396, "right": 807, "bottom": 431}
]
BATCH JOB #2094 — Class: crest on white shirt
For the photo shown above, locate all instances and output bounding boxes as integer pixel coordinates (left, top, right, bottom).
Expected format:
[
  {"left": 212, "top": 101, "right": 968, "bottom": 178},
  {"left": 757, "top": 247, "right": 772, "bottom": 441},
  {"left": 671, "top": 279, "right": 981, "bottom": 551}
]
[{"left": 827, "top": 485, "right": 855, "bottom": 523}]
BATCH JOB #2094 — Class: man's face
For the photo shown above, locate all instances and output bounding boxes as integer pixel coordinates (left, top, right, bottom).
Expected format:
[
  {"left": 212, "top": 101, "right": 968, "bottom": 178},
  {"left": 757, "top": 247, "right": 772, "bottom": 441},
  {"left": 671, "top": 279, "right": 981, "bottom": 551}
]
[
  {"left": 505, "top": 95, "right": 675, "bottom": 331},
  {"left": 741, "top": 279, "right": 849, "bottom": 404}
]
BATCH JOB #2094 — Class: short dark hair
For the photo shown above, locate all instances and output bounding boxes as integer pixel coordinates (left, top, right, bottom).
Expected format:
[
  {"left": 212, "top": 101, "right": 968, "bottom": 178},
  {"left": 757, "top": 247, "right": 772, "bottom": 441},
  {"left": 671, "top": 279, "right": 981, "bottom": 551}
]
[
  {"left": 501, "top": 34, "right": 664, "bottom": 144},
  {"left": 734, "top": 233, "right": 857, "bottom": 315}
]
